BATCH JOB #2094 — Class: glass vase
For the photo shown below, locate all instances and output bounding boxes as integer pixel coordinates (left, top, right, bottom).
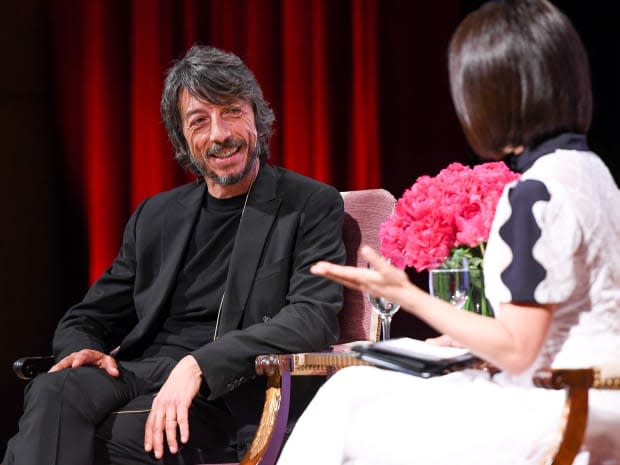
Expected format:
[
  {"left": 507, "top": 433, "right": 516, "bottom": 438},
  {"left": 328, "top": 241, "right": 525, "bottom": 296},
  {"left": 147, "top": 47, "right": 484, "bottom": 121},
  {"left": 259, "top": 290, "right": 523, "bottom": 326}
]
[{"left": 428, "top": 267, "right": 493, "bottom": 317}]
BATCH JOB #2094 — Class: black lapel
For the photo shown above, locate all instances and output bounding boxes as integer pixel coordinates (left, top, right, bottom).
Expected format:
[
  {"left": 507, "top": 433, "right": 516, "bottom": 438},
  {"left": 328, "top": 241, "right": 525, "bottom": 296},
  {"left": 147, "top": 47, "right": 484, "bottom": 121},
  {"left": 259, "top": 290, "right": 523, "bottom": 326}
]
[
  {"left": 118, "top": 182, "right": 205, "bottom": 355},
  {"left": 217, "top": 165, "right": 281, "bottom": 336},
  {"left": 156, "top": 183, "right": 205, "bottom": 306}
]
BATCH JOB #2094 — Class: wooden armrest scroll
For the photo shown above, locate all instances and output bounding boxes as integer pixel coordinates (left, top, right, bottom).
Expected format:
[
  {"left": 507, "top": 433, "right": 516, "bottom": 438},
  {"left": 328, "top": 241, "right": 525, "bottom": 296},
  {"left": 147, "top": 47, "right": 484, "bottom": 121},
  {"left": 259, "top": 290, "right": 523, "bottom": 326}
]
[{"left": 255, "top": 354, "right": 293, "bottom": 377}]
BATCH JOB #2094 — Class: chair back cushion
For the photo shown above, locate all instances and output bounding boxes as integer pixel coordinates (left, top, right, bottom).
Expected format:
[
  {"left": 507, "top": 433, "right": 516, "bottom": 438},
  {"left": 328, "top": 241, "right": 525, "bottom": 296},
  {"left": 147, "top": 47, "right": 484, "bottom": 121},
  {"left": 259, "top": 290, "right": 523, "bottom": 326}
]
[{"left": 338, "top": 189, "right": 396, "bottom": 344}]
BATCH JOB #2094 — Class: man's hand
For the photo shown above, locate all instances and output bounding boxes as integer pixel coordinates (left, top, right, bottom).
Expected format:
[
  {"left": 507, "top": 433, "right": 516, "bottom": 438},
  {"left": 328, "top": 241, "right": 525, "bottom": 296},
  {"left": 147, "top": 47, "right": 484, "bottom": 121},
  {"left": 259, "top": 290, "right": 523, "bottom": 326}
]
[
  {"left": 48, "top": 349, "right": 119, "bottom": 377},
  {"left": 144, "top": 355, "right": 203, "bottom": 459}
]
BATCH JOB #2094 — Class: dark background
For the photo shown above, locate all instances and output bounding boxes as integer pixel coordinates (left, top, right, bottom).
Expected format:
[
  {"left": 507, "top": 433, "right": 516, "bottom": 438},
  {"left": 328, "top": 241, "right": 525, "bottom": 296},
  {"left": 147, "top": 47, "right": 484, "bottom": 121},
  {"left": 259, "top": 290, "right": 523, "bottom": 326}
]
[{"left": 1, "top": 0, "right": 617, "bottom": 456}]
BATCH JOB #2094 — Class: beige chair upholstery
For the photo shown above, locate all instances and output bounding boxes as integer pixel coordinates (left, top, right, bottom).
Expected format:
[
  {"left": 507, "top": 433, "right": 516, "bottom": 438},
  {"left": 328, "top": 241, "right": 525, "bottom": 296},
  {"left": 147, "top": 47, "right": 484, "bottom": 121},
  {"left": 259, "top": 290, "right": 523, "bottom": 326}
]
[{"left": 336, "top": 189, "right": 397, "bottom": 346}]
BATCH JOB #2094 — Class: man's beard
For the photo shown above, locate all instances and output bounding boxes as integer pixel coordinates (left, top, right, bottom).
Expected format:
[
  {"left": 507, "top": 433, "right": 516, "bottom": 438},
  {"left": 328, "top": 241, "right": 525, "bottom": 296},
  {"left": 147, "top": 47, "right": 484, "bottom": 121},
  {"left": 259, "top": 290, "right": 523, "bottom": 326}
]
[{"left": 190, "top": 138, "right": 259, "bottom": 185}]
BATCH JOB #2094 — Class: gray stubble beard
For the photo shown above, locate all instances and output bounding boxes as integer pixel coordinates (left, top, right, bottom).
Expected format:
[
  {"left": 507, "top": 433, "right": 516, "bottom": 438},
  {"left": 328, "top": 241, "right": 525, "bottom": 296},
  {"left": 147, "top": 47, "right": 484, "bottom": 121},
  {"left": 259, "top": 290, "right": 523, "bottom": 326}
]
[{"left": 190, "top": 143, "right": 259, "bottom": 186}]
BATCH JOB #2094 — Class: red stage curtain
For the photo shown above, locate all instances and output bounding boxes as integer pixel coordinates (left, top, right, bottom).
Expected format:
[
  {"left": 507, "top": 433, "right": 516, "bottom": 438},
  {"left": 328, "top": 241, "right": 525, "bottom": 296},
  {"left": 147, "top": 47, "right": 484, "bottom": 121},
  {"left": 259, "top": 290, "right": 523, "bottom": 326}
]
[{"left": 51, "top": 0, "right": 381, "bottom": 283}]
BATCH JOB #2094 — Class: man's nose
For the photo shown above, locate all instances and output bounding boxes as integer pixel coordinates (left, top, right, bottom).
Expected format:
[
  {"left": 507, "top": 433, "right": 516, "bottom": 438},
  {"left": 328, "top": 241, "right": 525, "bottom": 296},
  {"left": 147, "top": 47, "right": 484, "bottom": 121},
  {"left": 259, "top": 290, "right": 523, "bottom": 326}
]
[{"left": 210, "top": 114, "right": 231, "bottom": 142}]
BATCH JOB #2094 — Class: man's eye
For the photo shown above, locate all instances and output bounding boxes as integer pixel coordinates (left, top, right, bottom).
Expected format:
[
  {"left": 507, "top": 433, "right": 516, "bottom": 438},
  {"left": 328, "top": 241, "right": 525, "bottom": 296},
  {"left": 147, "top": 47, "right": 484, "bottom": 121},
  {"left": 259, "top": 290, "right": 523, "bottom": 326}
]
[
  {"left": 226, "top": 107, "right": 242, "bottom": 115},
  {"left": 190, "top": 117, "right": 205, "bottom": 127}
]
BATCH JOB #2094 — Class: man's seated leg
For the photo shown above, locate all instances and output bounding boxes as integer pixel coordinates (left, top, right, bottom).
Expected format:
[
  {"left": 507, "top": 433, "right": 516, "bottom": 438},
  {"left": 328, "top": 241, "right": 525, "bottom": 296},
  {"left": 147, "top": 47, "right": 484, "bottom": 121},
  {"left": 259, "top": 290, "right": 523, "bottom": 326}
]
[
  {"left": 3, "top": 366, "right": 139, "bottom": 465},
  {"left": 95, "top": 392, "right": 237, "bottom": 465}
]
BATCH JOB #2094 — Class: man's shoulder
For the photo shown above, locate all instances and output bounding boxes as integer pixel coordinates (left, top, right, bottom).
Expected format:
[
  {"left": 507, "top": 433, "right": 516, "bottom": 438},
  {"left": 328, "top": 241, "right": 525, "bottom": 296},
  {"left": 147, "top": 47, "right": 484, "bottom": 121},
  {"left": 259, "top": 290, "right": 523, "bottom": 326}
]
[
  {"left": 269, "top": 165, "right": 340, "bottom": 197},
  {"left": 140, "top": 180, "right": 204, "bottom": 208}
]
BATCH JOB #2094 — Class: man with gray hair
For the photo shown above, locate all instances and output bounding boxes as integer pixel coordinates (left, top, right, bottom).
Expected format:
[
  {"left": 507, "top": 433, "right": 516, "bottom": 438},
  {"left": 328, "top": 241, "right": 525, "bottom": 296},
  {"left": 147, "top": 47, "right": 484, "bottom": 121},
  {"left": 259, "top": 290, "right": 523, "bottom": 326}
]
[{"left": 4, "top": 45, "right": 345, "bottom": 465}]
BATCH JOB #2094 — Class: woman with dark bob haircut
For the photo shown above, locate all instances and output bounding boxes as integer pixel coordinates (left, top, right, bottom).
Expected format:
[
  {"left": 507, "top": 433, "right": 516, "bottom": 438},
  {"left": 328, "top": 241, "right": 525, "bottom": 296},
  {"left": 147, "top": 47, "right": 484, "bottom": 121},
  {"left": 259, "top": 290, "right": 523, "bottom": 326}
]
[{"left": 278, "top": 1, "right": 620, "bottom": 464}]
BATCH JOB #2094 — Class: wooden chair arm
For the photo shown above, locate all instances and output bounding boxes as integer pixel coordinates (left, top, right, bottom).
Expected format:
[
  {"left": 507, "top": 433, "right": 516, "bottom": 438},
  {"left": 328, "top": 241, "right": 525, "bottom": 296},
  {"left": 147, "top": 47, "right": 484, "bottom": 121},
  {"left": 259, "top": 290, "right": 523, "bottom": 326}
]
[
  {"left": 532, "top": 366, "right": 620, "bottom": 465},
  {"left": 255, "top": 351, "right": 371, "bottom": 377},
  {"left": 243, "top": 352, "right": 370, "bottom": 465},
  {"left": 533, "top": 367, "right": 595, "bottom": 390},
  {"left": 239, "top": 371, "right": 290, "bottom": 465}
]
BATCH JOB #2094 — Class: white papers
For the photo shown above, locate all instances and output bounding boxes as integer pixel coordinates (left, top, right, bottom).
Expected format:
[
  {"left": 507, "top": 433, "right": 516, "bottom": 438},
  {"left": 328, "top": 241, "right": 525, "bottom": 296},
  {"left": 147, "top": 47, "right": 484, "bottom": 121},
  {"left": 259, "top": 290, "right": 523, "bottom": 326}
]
[{"left": 372, "top": 337, "right": 471, "bottom": 362}]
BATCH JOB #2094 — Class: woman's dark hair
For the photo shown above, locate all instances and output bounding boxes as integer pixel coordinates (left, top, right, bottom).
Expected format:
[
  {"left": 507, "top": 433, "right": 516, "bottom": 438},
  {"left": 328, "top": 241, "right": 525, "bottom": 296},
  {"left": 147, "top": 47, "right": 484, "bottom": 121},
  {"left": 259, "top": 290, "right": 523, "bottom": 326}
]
[
  {"left": 161, "top": 45, "right": 276, "bottom": 174},
  {"left": 448, "top": 0, "right": 592, "bottom": 159}
]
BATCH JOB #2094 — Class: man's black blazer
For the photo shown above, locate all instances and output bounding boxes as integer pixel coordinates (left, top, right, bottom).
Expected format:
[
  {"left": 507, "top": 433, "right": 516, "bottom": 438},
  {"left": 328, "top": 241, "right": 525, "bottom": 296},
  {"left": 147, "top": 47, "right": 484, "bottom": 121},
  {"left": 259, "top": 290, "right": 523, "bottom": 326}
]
[{"left": 52, "top": 163, "right": 346, "bottom": 399}]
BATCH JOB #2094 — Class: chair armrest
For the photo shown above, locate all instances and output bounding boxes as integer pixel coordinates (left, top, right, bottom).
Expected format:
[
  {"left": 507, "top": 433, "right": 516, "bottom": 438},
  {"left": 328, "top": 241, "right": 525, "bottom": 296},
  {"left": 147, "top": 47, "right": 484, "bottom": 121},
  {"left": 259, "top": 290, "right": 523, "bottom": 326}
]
[
  {"left": 240, "top": 352, "right": 370, "bottom": 465},
  {"left": 255, "top": 351, "right": 371, "bottom": 377},
  {"left": 13, "top": 355, "right": 55, "bottom": 380},
  {"left": 532, "top": 366, "right": 620, "bottom": 465},
  {"left": 533, "top": 367, "right": 595, "bottom": 390}
]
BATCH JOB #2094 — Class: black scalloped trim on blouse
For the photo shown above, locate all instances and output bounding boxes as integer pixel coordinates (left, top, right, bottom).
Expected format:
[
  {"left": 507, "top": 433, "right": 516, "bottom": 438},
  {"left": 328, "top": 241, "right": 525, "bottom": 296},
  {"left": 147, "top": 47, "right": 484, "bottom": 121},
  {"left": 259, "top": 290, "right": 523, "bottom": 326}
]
[{"left": 499, "top": 179, "right": 551, "bottom": 302}]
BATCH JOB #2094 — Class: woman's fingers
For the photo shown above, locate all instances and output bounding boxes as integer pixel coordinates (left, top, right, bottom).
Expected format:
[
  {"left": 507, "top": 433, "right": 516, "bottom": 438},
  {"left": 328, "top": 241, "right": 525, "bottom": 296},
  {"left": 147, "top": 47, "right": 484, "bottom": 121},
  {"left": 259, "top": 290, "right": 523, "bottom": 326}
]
[{"left": 311, "top": 261, "right": 371, "bottom": 292}]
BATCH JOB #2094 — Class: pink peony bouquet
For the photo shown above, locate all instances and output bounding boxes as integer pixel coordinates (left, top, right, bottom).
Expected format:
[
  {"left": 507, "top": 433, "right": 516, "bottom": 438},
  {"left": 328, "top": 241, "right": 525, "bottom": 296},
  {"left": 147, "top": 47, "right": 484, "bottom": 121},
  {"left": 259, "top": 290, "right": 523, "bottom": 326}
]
[{"left": 380, "top": 162, "right": 520, "bottom": 272}]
